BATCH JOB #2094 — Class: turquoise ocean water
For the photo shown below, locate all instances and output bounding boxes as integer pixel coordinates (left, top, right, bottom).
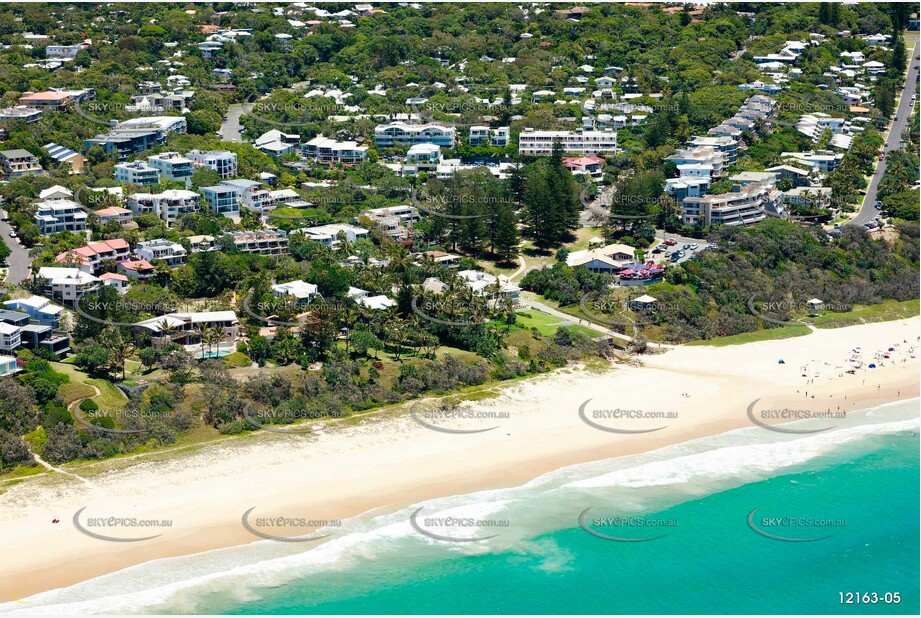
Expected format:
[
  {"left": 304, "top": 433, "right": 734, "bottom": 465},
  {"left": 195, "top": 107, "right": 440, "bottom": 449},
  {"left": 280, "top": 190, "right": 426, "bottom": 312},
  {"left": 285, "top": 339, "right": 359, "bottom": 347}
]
[{"left": 3, "top": 399, "right": 918, "bottom": 615}]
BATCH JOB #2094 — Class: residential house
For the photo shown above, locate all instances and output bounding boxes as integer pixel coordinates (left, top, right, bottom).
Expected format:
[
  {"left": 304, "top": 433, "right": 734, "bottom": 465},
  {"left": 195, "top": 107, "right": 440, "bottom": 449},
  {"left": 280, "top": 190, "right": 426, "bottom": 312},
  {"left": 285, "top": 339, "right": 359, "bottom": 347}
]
[
  {"left": 94, "top": 206, "right": 134, "bottom": 227},
  {"left": 219, "top": 179, "right": 270, "bottom": 213},
  {"left": 85, "top": 116, "right": 187, "bottom": 159},
  {"left": 33, "top": 198, "right": 87, "bottom": 235},
  {"left": 562, "top": 155, "right": 605, "bottom": 180},
  {"left": 134, "top": 311, "right": 240, "bottom": 348},
  {"left": 54, "top": 239, "right": 131, "bottom": 275},
  {"left": 566, "top": 243, "right": 635, "bottom": 273},
  {"left": 118, "top": 259, "right": 156, "bottom": 280},
  {"left": 271, "top": 280, "right": 320, "bottom": 304},
  {"left": 35, "top": 267, "right": 101, "bottom": 304},
  {"left": 44, "top": 142, "right": 84, "bottom": 173},
  {"left": 295, "top": 223, "right": 369, "bottom": 248},
  {"left": 136, "top": 239, "right": 187, "bottom": 267},
  {"left": 100, "top": 272, "right": 130, "bottom": 294},
  {"left": 0, "top": 149, "right": 43, "bottom": 177}
]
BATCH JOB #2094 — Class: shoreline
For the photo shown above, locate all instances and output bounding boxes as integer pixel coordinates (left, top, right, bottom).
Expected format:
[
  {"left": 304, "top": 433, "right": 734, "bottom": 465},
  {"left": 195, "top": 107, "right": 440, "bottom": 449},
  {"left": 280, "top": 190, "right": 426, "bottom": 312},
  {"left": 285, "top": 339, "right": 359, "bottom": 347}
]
[{"left": 1, "top": 318, "right": 919, "bottom": 603}]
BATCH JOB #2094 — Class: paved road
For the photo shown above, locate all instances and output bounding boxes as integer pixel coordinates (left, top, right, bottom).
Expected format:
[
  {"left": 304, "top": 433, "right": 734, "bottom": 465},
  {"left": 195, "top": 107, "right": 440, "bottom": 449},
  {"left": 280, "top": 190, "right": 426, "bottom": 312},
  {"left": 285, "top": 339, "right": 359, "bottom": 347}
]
[
  {"left": 0, "top": 209, "right": 30, "bottom": 284},
  {"left": 851, "top": 47, "right": 920, "bottom": 227},
  {"left": 220, "top": 103, "right": 251, "bottom": 143}
]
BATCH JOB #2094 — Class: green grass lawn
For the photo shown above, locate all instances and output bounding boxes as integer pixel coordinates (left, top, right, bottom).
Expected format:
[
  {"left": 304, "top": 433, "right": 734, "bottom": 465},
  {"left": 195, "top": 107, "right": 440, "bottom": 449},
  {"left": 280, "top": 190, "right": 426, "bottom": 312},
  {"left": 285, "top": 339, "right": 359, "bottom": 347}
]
[
  {"left": 515, "top": 310, "right": 599, "bottom": 339},
  {"left": 52, "top": 362, "right": 128, "bottom": 411},
  {"left": 686, "top": 325, "right": 812, "bottom": 347},
  {"left": 810, "top": 299, "right": 919, "bottom": 329}
]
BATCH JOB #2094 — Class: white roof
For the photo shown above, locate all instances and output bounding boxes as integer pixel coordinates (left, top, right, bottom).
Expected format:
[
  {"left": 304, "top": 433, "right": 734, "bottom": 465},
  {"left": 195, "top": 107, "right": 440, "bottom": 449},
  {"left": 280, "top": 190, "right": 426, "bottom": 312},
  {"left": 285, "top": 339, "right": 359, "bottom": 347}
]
[
  {"left": 37, "top": 267, "right": 100, "bottom": 285},
  {"left": 272, "top": 280, "right": 318, "bottom": 300},
  {"left": 359, "top": 295, "right": 395, "bottom": 310},
  {"left": 633, "top": 294, "right": 657, "bottom": 303}
]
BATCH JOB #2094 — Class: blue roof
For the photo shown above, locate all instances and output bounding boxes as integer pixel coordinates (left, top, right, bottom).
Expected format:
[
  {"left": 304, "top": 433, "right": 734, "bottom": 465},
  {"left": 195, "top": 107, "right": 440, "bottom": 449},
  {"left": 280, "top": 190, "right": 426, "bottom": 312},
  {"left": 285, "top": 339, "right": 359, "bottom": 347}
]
[{"left": 44, "top": 142, "right": 80, "bottom": 162}]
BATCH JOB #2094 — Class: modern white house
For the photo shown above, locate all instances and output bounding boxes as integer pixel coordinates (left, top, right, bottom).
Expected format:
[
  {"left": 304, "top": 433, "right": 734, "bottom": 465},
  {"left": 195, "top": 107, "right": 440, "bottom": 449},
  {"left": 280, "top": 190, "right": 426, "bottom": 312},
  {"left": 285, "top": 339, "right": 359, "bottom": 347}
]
[
  {"left": 518, "top": 128, "right": 617, "bottom": 156},
  {"left": 4, "top": 295, "right": 63, "bottom": 328},
  {"left": 403, "top": 143, "right": 442, "bottom": 173},
  {"left": 302, "top": 136, "right": 369, "bottom": 164},
  {"left": 468, "top": 126, "right": 510, "bottom": 147},
  {"left": 136, "top": 239, "right": 188, "bottom": 267},
  {"left": 294, "top": 223, "right": 369, "bottom": 248},
  {"left": 271, "top": 280, "right": 320, "bottom": 304},
  {"left": 126, "top": 189, "right": 200, "bottom": 225},
  {"left": 35, "top": 267, "right": 101, "bottom": 303},
  {"left": 374, "top": 122, "right": 456, "bottom": 148},
  {"left": 186, "top": 150, "right": 238, "bottom": 178},
  {"left": 114, "top": 160, "right": 161, "bottom": 185},
  {"left": 456, "top": 270, "right": 520, "bottom": 303}
]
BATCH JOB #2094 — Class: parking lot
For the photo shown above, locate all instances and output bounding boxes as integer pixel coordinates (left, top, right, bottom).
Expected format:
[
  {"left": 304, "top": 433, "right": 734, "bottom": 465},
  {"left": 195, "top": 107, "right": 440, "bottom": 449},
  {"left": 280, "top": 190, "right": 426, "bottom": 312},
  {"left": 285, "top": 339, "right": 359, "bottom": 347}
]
[{"left": 651, "top": 234, "right": 714, "bottom": 265}]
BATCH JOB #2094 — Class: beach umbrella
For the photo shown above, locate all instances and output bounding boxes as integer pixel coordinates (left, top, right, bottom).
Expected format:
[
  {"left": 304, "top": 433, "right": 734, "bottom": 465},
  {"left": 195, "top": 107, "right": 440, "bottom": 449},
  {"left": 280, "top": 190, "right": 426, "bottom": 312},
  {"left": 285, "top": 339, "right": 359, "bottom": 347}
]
[
  {"left": 868, "top": 363, "right": 876, "bottom": 368},
  {"left": 778, "top": 359, "right": 785, "bottom": 364}
]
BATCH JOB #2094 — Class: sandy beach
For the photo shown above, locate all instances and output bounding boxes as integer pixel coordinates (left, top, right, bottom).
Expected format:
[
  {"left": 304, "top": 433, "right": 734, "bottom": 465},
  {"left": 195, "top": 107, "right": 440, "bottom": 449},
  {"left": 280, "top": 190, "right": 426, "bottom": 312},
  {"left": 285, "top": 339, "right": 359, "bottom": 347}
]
[{"left": 1, "top": 318, "right": 918, "bottom": 602}]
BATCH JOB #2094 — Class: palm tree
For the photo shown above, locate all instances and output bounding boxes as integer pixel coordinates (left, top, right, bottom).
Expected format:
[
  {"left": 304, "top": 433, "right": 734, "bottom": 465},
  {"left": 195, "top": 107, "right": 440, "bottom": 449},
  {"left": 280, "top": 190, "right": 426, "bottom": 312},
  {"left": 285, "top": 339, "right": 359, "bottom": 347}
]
[
  {"left": 195, "top": 325, "right": 208, "bottom": 359},
  {"left": 207, "top": 325, "right": 225, "bottom": 356}
]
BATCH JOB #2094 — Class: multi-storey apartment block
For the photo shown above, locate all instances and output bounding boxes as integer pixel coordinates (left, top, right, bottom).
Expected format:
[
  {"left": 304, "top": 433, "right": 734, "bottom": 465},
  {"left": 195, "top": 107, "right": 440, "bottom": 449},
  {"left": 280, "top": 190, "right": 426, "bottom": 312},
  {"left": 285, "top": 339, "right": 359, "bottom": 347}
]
[
  {"left": 518, "top": 129, "right": 618, "bottom": 156},
  {"left": 374, "top": 122, "right": 456, "bottom": 148},
  {"left": 126, "top": 190, "right": 200, "bottom": 225},
  {"left": 114, "top": 161, "right": 161, "bottom": 185},
  {"left": 186, "top": 150, "right": 238, "bottom": 178}
]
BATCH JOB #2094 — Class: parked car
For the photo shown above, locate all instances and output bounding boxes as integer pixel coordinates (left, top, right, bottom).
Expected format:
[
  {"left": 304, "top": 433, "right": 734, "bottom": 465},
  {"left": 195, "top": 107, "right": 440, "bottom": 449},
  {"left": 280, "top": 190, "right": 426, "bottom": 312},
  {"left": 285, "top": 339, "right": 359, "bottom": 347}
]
[
  {"left": 689, "top": 243, "right": 699, "bottom": 250},
  {"left": 8, "top": 231, "right": 16, "bottom": 238},
  {"left": 664, "top": 238, "right": 677, "bottom": 246}
]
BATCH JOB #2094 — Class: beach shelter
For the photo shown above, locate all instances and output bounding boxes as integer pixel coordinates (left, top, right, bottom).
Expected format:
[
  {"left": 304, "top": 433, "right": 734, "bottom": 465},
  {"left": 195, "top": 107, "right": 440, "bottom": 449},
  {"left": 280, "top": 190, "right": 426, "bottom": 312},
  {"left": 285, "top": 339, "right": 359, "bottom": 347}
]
[
  {"left": 629, "top": 294, "right": 657, "bottom": 311},
  {"left": 806, "top": 298, "right": 824, "bottom": 314}
]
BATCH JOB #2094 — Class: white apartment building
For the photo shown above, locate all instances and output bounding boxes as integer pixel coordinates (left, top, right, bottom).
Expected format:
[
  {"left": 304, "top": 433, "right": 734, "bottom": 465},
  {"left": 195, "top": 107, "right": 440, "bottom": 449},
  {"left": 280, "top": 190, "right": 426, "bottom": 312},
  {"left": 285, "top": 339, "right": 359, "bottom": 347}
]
[
  {"left": 33, "top": 199, "right": 87, "bottom": 235},
  {"left": 518, "top": 128, "right": 618, "bottom": 156},
  {"left": 682, "top": 183, "right": 783, "bottom": 227},
  {"left": 114, "top": 160, "right": 161, "bottom": 185},
  {"left": 136, "top": 239, "right": 188, "bottom": 267},
  {"left": 126, "top": 189, "right": 200, "bottom": 225},
  {"left": 200, "top": 185, "right": 240, "bottom": 217},
  {"left": 231, "top": 229, "right": 289, "bottom": 255},
  {"left": 219, "top": 179, "right": 270, "bottom": 213},
  {"left": 36, "top": 267, "right": 101, "bottom": 303},
  {"left": 186, "top": 150, "right": 238, "bottom": 178},
  {"left": 374, "top": 122, "right": 456, "bottom": 148},
  {"left": 302, "top": 136, "right": 369, "bottom": 164},
  {"left": 147, "top": 151, "right": 195, "bottom": 182},
  {"left": 45, "top": 44, "right": 86, "bottom": 58}
]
